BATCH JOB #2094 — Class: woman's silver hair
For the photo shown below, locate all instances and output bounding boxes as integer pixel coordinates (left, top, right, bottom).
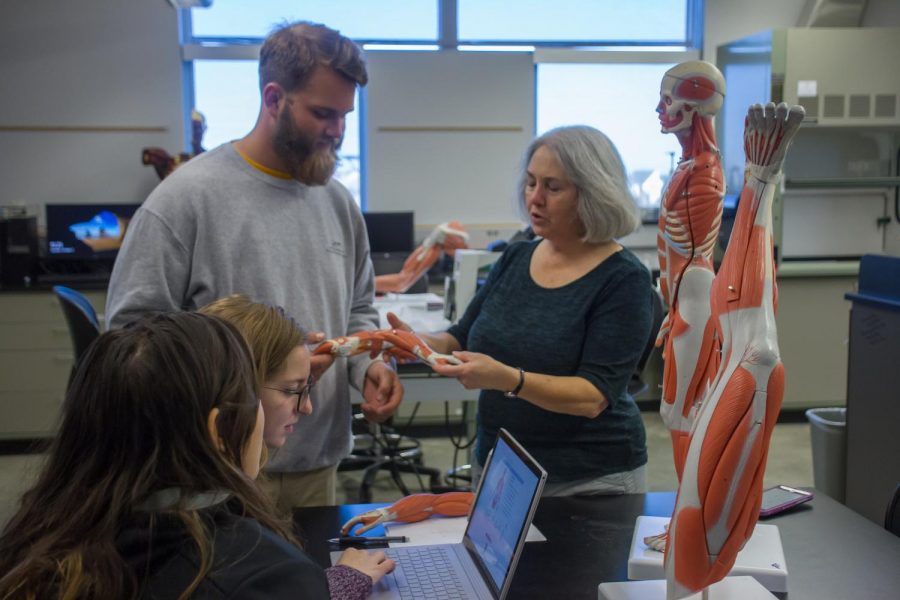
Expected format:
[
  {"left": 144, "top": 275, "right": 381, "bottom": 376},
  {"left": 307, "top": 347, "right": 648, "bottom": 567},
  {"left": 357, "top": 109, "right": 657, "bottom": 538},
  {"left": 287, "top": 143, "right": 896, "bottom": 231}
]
[{"left": 515, "top": 125, "right": 641, "bottom": 243}]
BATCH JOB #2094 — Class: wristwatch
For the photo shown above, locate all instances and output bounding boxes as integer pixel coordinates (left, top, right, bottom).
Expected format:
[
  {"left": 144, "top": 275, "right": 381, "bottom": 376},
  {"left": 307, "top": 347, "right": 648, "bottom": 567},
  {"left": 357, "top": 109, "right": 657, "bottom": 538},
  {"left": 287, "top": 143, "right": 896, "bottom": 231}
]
[{"left": 504, "top": 367, "right": 525, "bottom": 398}]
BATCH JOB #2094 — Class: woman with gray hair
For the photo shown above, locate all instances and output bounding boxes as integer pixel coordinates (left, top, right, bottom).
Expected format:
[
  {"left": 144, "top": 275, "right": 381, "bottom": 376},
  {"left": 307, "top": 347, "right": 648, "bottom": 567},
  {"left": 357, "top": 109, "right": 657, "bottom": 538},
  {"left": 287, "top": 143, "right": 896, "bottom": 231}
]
[{"left": 389, "top": 125, "right": 653, "bottom": 496}]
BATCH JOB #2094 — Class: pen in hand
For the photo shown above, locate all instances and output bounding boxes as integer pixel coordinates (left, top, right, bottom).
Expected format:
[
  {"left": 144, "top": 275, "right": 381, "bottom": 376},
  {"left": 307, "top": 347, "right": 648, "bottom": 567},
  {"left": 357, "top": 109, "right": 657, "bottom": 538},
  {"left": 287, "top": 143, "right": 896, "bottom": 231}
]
[{"left": 328, "top": 535, "right": 408, "bottom": 546}]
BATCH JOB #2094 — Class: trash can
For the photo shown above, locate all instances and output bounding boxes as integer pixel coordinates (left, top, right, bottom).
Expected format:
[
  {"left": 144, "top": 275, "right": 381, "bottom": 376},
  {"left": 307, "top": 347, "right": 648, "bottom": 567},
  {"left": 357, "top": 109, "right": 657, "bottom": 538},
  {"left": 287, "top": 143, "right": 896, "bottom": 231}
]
[{"left": 805, "top": 408, "right": 847, "bottom": 503}]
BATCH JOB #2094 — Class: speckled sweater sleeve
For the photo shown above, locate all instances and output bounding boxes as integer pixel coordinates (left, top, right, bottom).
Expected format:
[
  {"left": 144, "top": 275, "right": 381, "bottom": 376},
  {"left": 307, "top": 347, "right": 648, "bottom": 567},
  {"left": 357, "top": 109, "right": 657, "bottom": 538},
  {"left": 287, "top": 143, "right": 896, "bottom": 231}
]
[{"left": 325, "top": 565, "right": 373, "bottom": 600}]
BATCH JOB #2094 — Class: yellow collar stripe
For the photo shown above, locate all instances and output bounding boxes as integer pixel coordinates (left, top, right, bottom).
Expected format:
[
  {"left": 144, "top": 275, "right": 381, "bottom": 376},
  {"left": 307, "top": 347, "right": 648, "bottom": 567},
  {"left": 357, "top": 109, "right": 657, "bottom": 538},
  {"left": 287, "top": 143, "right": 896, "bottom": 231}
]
[{"left": 233, "top": 145, "right": 292, "bottom": 180}]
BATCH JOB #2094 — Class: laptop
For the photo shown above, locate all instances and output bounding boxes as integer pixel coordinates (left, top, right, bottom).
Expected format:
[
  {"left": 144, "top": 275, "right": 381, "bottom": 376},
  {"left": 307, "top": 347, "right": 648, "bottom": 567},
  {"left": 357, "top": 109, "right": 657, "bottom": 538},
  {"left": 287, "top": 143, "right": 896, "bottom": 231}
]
[{"left": 334, "top": 428, "right": 547, "bottom": 599}]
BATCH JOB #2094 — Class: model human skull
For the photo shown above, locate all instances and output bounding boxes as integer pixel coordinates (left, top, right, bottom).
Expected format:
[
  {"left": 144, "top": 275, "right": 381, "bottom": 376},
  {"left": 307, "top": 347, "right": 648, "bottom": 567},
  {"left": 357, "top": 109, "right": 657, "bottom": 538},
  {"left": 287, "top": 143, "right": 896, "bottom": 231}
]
[{"left": 657, "top": 60, "right": 725, "bottom": 134}]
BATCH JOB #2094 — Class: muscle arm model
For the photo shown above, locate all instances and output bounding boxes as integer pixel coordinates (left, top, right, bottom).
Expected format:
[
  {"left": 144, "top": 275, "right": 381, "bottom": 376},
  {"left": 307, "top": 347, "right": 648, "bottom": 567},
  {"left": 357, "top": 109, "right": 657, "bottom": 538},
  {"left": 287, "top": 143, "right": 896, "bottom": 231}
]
[
  {"left": 314, "top": 327, "right": 461, "bottom": 367},
  {"left": 654, "top": 61, "right": 805, "bottom": 599},
  {"left": 374, "top": 221, "right": 468, "bottom": 294},
  {"left": 341, "top": 492, "right": 474, "bottom": 535}
]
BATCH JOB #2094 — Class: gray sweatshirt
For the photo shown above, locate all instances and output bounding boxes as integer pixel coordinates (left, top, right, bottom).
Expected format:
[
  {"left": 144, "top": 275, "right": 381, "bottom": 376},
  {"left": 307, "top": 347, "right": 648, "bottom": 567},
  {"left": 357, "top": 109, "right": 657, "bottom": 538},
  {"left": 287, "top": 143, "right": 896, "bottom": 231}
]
[{"left": 106, "top": 143, "right": 378, "bottom": 472}]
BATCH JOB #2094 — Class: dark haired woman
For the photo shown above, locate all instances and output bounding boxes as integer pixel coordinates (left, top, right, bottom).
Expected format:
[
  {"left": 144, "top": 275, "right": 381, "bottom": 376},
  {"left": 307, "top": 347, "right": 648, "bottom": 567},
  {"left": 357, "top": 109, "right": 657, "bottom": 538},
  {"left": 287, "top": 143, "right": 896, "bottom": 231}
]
[{"left": 0, "top": 312, "right": 392, "bottom": 599}]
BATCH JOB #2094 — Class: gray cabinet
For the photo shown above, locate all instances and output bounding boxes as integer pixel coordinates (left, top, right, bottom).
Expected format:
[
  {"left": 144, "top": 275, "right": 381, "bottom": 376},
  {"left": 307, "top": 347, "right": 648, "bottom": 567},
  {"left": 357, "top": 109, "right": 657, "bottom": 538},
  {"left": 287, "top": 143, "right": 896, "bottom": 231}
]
[
  {"left": 775, "top": 264, "right": 858, "bottom": 409},
  {"left": 0, "top": 290, "right": 106, "bottom": 439},
  {"left": 844, "top": 255, "right": 900, "bottom": 526}
]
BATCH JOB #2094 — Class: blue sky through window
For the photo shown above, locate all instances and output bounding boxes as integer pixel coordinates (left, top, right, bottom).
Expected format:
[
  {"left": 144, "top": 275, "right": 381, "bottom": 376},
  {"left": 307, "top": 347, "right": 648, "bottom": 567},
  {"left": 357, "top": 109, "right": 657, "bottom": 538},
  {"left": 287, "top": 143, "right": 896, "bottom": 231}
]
[
  {"left": 459, "top": 0, "right": 687, "bottom": 43},
  {"left": 188, "top": 2, "right": 696, "bottom": 209},
  {"left": 191, "top": 0, "right": 437, "bottom": 40}
]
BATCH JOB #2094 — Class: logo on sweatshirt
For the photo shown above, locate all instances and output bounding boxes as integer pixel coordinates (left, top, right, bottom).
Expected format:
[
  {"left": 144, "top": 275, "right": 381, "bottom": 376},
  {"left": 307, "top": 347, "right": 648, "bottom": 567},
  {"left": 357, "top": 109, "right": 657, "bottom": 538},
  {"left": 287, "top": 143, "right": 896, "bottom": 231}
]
[{"left": 325, "top": 240, "right": 347, "bottom": 257}]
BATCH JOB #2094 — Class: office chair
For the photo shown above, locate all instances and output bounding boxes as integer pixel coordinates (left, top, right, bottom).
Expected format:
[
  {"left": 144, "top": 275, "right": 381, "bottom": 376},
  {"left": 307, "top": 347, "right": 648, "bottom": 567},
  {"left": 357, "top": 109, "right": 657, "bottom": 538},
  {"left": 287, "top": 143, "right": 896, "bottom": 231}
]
[
  {"left": 627, "top": 286, "right": 666, "bottom": 397},
  {"left": 52, "top": 285, "right": 101, "bottom": 387},
  {"left": 339, "top": 410, "right": 443, "bottom": 503},
  {"left": 886, "top": 484, "right": 900, "bottom": 537}
]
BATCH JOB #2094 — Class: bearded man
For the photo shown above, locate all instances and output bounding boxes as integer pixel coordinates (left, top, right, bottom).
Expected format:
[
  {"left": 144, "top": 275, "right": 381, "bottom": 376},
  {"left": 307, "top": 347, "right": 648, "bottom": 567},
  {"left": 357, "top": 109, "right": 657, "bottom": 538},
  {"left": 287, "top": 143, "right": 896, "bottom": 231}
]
[{"left": 106, "top": 21, "right": 402, "bottom": 509}]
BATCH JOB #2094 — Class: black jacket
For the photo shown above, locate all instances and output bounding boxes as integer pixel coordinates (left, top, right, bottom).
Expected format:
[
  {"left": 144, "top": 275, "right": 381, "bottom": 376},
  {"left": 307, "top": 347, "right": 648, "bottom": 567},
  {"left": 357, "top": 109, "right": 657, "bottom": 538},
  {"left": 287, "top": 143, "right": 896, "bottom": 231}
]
[{"left": 117, "top": 499, "right": 329, "bottom": 599}]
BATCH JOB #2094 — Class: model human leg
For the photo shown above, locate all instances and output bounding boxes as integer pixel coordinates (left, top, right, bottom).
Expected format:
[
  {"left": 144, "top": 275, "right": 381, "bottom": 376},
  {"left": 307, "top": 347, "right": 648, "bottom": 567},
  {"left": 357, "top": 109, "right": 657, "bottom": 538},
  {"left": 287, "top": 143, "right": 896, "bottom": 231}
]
[{"left": 663, "top": 102, "right": 804, "bottom": 599}]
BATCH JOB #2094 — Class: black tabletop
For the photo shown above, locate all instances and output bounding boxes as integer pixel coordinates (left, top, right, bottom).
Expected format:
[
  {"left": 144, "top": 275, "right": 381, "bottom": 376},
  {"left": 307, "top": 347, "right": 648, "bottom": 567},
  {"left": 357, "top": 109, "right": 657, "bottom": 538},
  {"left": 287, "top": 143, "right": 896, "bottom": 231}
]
[{"left": 293, "top": 491, "right": 900, "bottom": 600}]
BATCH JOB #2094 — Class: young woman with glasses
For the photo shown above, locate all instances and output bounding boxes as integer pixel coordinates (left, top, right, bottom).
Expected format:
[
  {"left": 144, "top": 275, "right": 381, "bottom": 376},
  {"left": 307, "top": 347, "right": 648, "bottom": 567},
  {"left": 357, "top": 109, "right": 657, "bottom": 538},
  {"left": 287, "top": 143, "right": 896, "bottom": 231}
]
[
  {"left": 0, "top": 312, "right": 393, "bottom": 599},
  {"left": 201, "top": 294, "right": 317, "bottom": 450}
]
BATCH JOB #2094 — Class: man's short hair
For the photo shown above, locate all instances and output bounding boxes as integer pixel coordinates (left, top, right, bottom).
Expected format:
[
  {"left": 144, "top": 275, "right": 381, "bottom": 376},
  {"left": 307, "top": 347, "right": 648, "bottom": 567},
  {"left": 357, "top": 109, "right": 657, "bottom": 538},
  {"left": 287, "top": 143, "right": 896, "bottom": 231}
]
[{"left": 259, "top": 21, "right": 368, "bottom": 92}]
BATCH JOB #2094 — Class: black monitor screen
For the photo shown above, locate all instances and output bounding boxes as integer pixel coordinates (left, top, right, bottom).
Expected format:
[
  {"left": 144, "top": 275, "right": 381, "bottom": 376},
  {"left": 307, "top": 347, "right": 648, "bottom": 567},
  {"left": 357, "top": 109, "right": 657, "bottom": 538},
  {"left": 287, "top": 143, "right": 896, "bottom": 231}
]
[
  {"left": 363, "top": 211, "right": 414, "bottom": 253},
  {"left": 46, "top": 203, "right": 141, "bottom": 260}
]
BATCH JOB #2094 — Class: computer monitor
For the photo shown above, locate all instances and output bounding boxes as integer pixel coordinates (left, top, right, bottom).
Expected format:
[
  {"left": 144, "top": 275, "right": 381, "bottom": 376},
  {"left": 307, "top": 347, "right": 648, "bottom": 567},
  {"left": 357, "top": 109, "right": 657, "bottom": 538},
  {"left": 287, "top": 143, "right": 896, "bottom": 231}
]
[
  {"left": 45, "top": 203, "right": 141, "bottom": 260},
  {"left": 363, "top": 211, "right": 414, "bottom": 253}
]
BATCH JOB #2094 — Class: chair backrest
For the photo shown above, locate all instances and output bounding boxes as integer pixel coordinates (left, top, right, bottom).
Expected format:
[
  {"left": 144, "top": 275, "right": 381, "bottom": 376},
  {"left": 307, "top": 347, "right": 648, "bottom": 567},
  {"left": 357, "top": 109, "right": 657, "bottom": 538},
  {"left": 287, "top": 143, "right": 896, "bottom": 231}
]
[
  {"left": 628, "top": 286, "right": 666, "bottom": 396},
  {"left": 886, "top": 484, "right": 900, "bottom": 537},
  {"left": 52, "top": 285, "right": 101, "bottom": 366}
]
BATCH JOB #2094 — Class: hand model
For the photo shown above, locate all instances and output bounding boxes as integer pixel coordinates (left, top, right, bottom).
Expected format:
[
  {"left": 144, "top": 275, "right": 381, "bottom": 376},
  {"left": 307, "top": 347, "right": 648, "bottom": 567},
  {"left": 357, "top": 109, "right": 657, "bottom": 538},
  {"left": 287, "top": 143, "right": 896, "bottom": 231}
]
[
  {"left": 314, "top": 328, "right": 462, "bottom": 367},
  {"left": 341, "top": 492, "right": 475, "bottom": 535},
  {"left": 381, "top": 313, "right": 512, "bottom": 391}
]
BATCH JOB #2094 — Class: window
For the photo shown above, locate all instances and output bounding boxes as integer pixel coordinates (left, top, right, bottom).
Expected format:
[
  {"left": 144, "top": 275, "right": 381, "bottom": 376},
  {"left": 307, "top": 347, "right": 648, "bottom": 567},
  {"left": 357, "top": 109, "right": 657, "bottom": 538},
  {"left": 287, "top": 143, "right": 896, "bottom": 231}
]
[
  {"left": 192, "top": 60, "right": 362, "bottom": 202},
  {"left": 181, "top": 1, "right": 702, "bottom": 211},
  {"left": 191, "top": 0, "right": 437, "bottom": 41},
  {"left": 537, "top": 62, "right": 684, "bottom": 219},
  {"left": 459, "top": 0, "right": 690, "bottom": 45}
]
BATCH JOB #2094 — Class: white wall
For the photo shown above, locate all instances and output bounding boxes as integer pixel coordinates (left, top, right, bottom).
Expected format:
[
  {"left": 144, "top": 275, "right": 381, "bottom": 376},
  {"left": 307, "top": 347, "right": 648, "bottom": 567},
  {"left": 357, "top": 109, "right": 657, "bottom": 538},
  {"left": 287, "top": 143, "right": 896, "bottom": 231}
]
[
  {"left": 866, "top": 0, "right": 900, "bottom": 256},
  {"left": 703, "top": 0, "right": 807, "bottom": 62},
  {"left": 365, "top": 51, "right": 534, "bottom": 238},
  {"left": 0, "top": 1, "right": 183, "bottom": 212},
  {"left": 861, "top": 0, "right": 900, "bottom": 27},
  {"left": 704, "top": 0, "right": 900, "bottom": 63},
  {"left": 3, "top": 0, "right": 899, "bottom": 254},
  {"left": 705, "top": 0, "right": 900, "bottom": 259}
]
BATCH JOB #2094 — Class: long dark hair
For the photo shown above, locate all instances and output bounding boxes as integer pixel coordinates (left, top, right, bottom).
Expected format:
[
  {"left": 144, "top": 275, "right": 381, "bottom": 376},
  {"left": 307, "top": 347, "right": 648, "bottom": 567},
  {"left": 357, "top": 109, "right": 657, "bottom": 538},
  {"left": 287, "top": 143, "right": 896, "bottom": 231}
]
[{"left": 0, "top": 312, "right": 296, "bottom": 599}]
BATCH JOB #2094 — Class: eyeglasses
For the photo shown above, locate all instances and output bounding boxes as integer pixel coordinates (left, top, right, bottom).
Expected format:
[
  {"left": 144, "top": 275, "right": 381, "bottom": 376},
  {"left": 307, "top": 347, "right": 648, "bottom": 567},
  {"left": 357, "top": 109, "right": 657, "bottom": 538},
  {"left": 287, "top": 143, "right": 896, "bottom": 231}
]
[{"left": 263, "top": 375, "right": 315, "bottom": 412}]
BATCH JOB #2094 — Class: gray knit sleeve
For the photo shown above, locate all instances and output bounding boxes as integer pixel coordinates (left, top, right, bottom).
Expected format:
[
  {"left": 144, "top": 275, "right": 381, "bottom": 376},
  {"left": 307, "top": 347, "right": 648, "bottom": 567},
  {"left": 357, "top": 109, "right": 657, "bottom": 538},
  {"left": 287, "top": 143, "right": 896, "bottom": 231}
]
[{"left": 325, "top": 565, "right": 373, "bottom": 600}]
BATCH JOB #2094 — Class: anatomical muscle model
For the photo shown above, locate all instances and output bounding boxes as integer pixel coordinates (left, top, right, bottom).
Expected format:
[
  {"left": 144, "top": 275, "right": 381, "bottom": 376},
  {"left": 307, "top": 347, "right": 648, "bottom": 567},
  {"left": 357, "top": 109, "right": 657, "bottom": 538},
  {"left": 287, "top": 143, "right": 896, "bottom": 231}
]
[
  {"left": 341, "top": 492, "right": 474, "bottom": 535},
  {"left": 314, "top": 326, "right": 462, "bottom": 367},
  {"left": 655, "top": 61, "right": 726, "bottom": 478},
  {"left": 654, "top": 60, "right": 805, "bottom": 598},
  {"left": 318, "top": 330, "right": 470, "bottom": 537},
  {"left": 142, "top": 110, "right": 207, "bottom": 180},
  {"left": 374, "top": 221, "right": 469, "bottom": 294}
]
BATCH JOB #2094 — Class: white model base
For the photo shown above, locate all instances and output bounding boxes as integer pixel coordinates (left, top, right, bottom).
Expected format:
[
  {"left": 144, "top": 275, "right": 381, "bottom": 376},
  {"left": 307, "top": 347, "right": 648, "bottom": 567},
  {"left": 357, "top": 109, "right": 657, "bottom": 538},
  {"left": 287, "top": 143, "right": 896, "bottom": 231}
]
[
  {"left": 599, "top": 575, "right": 777, "bottom": 600},
  {"left": 627, "top": 516, "right": 787, "bottom": 593}
]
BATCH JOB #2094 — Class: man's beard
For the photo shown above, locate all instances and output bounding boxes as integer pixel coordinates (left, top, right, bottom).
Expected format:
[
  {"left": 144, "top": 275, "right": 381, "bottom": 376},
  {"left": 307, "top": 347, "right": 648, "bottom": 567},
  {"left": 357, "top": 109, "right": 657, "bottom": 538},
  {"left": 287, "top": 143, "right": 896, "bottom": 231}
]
[{"left": 273, "top": 109, "right": 340, "bottom": 185}]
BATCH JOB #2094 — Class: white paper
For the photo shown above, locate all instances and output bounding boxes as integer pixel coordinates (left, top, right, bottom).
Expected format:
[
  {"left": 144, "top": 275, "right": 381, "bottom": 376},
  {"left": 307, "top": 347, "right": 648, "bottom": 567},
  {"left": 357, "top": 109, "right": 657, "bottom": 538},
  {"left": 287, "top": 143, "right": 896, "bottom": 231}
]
[
  {"left": 385, "top": 515, "right": 546, "bottom": 546},
  {"left": 797, "top": 80, "right": 817, "bottom": 97},
  {"left": 374, "top": 293, "right": 451, "bottom": 331}
]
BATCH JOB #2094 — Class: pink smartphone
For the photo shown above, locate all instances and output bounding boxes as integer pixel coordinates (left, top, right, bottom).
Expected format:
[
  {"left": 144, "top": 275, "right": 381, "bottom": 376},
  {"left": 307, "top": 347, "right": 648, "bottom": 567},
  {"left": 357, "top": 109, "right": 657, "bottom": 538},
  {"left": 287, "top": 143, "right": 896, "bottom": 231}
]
[{"left": 759, "top": 485, "right": 814, "bottom": 517}]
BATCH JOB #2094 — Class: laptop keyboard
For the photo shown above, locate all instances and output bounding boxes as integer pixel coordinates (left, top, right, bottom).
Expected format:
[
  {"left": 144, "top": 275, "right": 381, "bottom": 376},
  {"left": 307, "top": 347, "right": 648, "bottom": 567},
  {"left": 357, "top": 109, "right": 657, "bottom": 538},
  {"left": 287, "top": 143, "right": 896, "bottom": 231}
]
[{"left": 386, "top": 546, "right": 469, "bottom": 599}]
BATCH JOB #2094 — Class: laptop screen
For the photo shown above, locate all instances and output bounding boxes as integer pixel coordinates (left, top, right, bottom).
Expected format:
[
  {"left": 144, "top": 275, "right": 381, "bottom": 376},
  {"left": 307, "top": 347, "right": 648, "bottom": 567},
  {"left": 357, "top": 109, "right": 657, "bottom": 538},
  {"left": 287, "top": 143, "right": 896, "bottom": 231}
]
[{"left": 462, "top": 429, "right": 545, "bottom": 597}]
